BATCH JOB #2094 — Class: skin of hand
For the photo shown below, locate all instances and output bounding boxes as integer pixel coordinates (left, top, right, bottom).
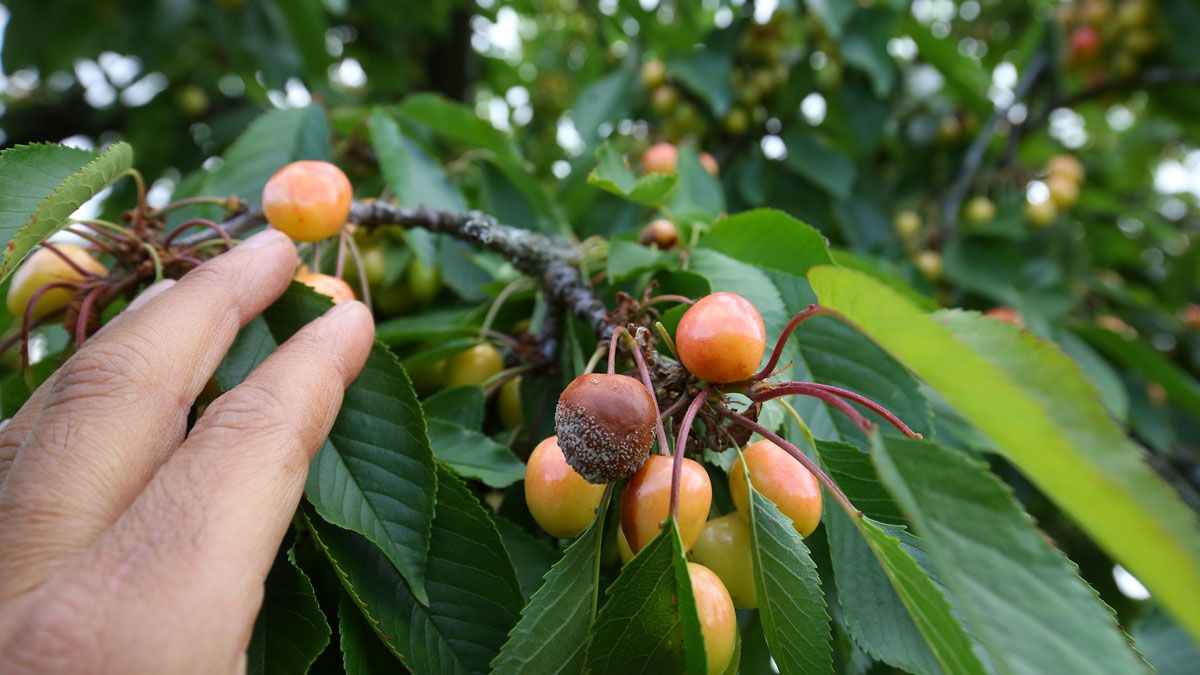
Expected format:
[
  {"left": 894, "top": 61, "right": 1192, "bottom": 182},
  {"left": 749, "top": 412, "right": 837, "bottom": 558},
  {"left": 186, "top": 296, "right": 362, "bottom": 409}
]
[{"left": 0, "top": 228, "right": 375, "bottom": 674}]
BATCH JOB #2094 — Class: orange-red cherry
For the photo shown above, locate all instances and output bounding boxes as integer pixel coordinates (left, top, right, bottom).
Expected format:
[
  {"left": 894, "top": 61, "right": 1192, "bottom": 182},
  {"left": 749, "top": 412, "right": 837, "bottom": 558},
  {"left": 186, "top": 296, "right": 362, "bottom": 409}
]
[
  {"left": 730, "top": 439, "right": 822, "bottom": 537},
  {"left": 525, "top": 436, "right": 605, "bottom": 538},
  {"left": 675, "top": 292, "right": 766, "bottom": 383},
  {"left": 688, "top": 562, "right": 737, "bottom": 675},
  {"left": 621, "top": 455, "right": 712, "bottom": 553},
  {"left": 262, "top": 160, "right": 352, "bottom": 242},
  {"left": 555, "top": 373, "right": 657, "bottom": 484},
  {"left": 689, "top": 513, "right": 757, "bottom": 608},
  {"left": 295, "top": 272, "right": 355, "bottom": 304},
  {"left": 642, "top": 142, "right": 678, "bottom": 175}
]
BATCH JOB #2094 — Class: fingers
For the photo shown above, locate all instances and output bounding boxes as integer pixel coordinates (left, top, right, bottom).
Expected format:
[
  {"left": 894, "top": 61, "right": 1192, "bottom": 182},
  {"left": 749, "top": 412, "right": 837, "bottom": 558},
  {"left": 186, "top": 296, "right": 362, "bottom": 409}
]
[
  {"left": 0, "top": 230, "right": 298, "bottom": 601},
  {"left": 0, "top": 280, "right": 176, "bottom": 490},
  {"left": 15, "top": 302, "right": 374, "bottom": 671}
]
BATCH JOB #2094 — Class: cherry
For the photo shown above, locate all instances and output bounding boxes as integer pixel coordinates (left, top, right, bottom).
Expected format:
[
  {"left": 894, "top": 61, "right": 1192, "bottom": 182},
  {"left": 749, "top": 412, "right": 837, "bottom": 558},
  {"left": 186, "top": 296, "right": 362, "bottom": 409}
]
[
  {"left": 295, "top": 272, "right": 355, "bottom": 304},
  {"left": 675, "top": 292, "right": 766, "bottom": 384},
  {"left": 7, "top": 244, "right": 106, "bottom": 320},
  {"left": 650, "top": 85, "right": 680, "bottom": 116},
  {"left": 555, "top": 373, "right": 657, "bottom": 483},
  {"left": 642, "top": 142, "right": 678, "bottom": 175},
  {"left": 498, "top": 375, "right": 523, "bottom": 430},
  {"left": 1024, "top": 197, "right": 1058, "bottom": 228},
  {"left": 639, "top": 219, "right": 680, "bottom": 250},
  {"left": 687, "top": 562, "right": 737, "bottom": 675},
  {"left": 406, "top": 257, "right": 442, "bottom": 304},
  {"left": 525, "top": 436, "right": 605, "bottom": 538},
  {"left": 1068, "top": 26, "right": 1102, "bottom": 61},
  {"left": 408, "top": 359, "right": 446, "bottom": 396},
  {"left": 894, "top": 210, "right": 921, "bottom": 242},
  {"left": 621, "top": 455, "right": 712, "bottom": 553},
  {"left": 730, "top": 439, "right": 822, "bottom": 537},
  {"left": 1047, "top": 154, "right": 1085, "bottom": 184},
  {"left": 964, "top": 196, "right": 996, "bottom": 225},
  {"left": 914, "top": 250, "right": 943, "bottom": 281},
  {"left": 640, "top": 59, "right": 667, "bottom": 89},
  {"left": 617, "top": 526, "right": 635, "bottom": 565},
  {"left": 261, "top": 160, "right": 352, "bottom": 243},
  {"left": 689, "top": 513, "right": 757, "bottom": 609},
  {"left": 985, "top": 306, "right": 1024, "bottom": 326},
  {"left": 699, "top": 152, "right": 719, "bottom": 177},
  {"left": 1046, "top": 173, "right": 1080, "bottom": 209},
  {"left": 1181, "top": 304, "right": 1200, "bottom": 331},
  {"left": 443, "top": 343, "right": 503, "bottom": 389},
  {"left": 722, "top": 107, "right": 750, "bottom": 135}
]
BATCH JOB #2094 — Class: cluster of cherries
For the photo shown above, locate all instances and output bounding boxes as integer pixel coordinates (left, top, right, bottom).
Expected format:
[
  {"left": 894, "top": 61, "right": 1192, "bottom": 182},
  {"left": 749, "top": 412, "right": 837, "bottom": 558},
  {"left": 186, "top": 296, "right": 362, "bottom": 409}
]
[
  {"left": 524, "top": 293, "right": 919, "bottom": 674},
  {"left": 1061, "top": 0, "right": 1157, "bottom": 80},
  {"left": 634, "top": 142, "right": 719, "bottom": 253}
]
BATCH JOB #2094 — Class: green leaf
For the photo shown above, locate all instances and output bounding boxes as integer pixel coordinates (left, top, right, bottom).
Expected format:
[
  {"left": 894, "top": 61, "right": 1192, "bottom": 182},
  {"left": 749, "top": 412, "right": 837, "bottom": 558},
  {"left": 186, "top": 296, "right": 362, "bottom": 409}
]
[
  {"left": 1076, "top": 325, "right": 1200, "bottom": 424},
  {"left": 699, "top": 209, "right": 833, "bottom": 277},
  {"left": 1131, "top": 606, "right": 1200, "bottom": 675},
  {"left": 840, "top": 9, "right": 896, "bottom": 97},
  {"left": 339, "top": 594, "right": 402, "bottom": 675},
  {"left": 809, "top": 265, "right": 1200, "bottom": 641},
  {"left": 204, "top": 106, "right": 331, "bottom": 205},
  {"left": 818, "top": 440, "right": 986, "bottom": 675},
  {"left": 669, "top": 145, "right": 725, "bottom": 223},
  {"left": 308, "top": 466, "right": 524, "bottom": 674},
  {"left": 829, "top": 249, "right": 938, "bottom": 312},
  {"left": 1058, "top": 331, "right": 1130, "bottom": 423},
  {"left": 397, "top": 93, "right": 526, "bottom": 169},
  {"left": 572, "top": 66, "right": 636, "bottom": 147},
  {"left": 247, "top": 548, "right": 332, "bottom": 675},
  {"left": 367, "top": 108, "right": 468, "bottom": 212},
  {"left": 427, "top": 419, "right": 526, "bottom": 488},
  {"left": 667, "top": 50, "right": 734, "bottom": 116},
  {"left": 494, "top": 517, "right": 560, "bottom": 600},
  {"left": 584, "top": 521, "right": 706, "bottom": 675},
  {"left": 783, "top": 135, "right": 856, "bottom": 200},
  {"left": 874, "top": 437, "right": 1148, "bottom": 674},
  {"left": 0, "top": 142, "right": 133, "bottom": 282},
  {"left": 423, "top": 385, "right": 486, "bottom": 430},
  {"left": 217, "top": 284, "right": 437, "bottom": 604},
  {"left": 492, "top": 491, "right": 611, "bottom": 674},
  {"left": 588, "top": 143, "right": 678, "bottom": 207},
  {"left": 607, "top": 239, "right": 671, "bottom": 283},
  {"left": 903, "top": 17, "right": 990, "bottom": 114},
  {"left": 737, "top": 457, "right": 832, "bottom": 675}
]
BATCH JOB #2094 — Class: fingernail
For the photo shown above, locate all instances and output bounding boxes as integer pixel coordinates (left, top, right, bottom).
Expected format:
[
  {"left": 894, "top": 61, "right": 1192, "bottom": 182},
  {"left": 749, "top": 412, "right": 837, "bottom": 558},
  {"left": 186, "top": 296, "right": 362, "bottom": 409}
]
[
  {"left": 126, "top": 279, "right": 176, "bottom": 312},
  {"left": 239, "top": 227, "right": 290, "bottom": 250},
  {"left": 325, "top": 299, "right": 368, "bottom": 320}
]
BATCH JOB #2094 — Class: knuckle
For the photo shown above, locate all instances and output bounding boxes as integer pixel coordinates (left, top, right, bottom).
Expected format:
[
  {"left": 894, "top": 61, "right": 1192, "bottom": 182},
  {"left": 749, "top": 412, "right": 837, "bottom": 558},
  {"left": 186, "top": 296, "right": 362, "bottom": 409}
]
[
  {"left": 52, "top": 339, "right": 155, "bottom": 407},
  {"left": 196, "top": 383, "right": 301, "bottom": 451}
]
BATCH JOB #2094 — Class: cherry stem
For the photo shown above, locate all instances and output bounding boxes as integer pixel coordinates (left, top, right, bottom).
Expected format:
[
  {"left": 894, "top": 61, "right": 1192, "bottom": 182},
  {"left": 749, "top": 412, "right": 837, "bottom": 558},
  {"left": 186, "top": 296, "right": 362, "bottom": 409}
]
[
  {"left": 721, "top": 408, "right": 859, "bottom": 518},
  {"left": 335, "top": 230, "right": 348, "bottom": 280},
  {"left": 344, "top": 234, "right": 371, "bottom": 310},
  {"left": 480, "top": 278, "right": 534, "bottom": 339},
  {"left": 659, "top": 391, "right": 690, "bottom": 420},
  {"left": 606, "top": 330, "right": 620, "bottom": 376},
  {"left": 750, "top": 381, "right": 922, "bottom": 439},
  {"left": 670, "top": 387, "right": 711, "bottom": 521},
  {"left": 310, "top": 240, "right": 320, "bottom": 273},
  {"left": 65, "top": 228, "right": 119, "bottom": 255},
  {"left": 643, "top": 294, "right": 695, "bottom": 308},
  {"left": 0, "top": 313, "right": 59, "bottom": 356},
  {"left": 162, "top": 219, "right": 231, "bottom": 249},
  {"left": 39, "top": 243, "right": 100, "bottom": 279},
  {"left": 756, "top": 304, "right": 831, "bottom": 379},
  {"left": 74, "top": 285, "right": 105, "bottom": 345},
  {"left": 75, "top": 219, "right": 135, "bottom": 243},
  {"left": 620, "top": 327, "right": 671, "bottom": 458},
  {"left": 167, "top": 255, "right": 204, "bottom": 269},
  {"left": 21, "top": 282, "right": 77, "bottom": 371}
]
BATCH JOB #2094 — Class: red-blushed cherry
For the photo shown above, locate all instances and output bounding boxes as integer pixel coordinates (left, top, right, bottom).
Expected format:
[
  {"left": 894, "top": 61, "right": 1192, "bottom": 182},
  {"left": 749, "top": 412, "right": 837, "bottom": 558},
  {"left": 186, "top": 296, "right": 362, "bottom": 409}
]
[
  {"left": 621, "top": 455, "right": 712, "bottom": 553},
  {"left": 688, "top": 562, "right": 737, "bottom": 675},
  {"left": 730, "top": 439, "right": 822, "bottom": 537},
  {"left": 675, "top": 292, "right": 766, "bottom": 383},
  {"left": 555, "top": 373, "right": 657, "bottom": 484},
  {"left": 642, "top": 142, "right": 679, "bottom": 175},
  {"left": 261, "top": 160, "right": 353, "bottom": 243},
  {"left": 985, "top": 306, "right": 1024, "bottom": 326},
  {"left": 295, "top": 272, "right": 355, "bottom": 304},
  {"left": 524, "top": 436, "right": 605, "bottom": 538},
  {"left": 639, "top": 219, "right": 680, "bottom": 250}
]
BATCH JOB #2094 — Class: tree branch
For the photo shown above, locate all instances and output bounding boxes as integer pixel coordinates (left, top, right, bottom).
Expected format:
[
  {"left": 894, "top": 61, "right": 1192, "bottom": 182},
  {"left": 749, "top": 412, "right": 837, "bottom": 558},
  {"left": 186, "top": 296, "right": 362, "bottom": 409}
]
[
  {"left": 941, "top": 52, "right": 1050, "bottom": 235},
  {"left": 188, "top": 200, "right": 615, "bottom": 361},
  {"left": 1017, "top": 66, "right": 1200, "bottom": 137}
]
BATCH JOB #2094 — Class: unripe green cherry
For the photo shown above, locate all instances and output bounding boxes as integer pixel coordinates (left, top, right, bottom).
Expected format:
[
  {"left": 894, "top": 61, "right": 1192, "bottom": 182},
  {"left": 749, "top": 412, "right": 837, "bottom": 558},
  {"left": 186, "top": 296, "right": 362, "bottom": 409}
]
[
  {"left": 7, "top": 244, "right": 106, "bottom": 321},
  {"left": 689, "top": 513, "right": 757, "bottom": 608},
  {"left": 443, "top": 343, "right": 503, "bottom": 388},
  {"left": 675, "top": 292, "right": 766, "bottom": 384},
  {"left": 964, "top": 196, "right": 996, "bottom": 225},
  {"left": 525, "top": 436, "right": 605, "bottom": 538},
  {"left": 688, "top": 562, "right": 737, "bottom": 675},
  {"left": 914, "top": 250, "right": 943, "bottom": 281},
  {"left": 640, "top": 59, "right": 667, "bottom": 88},
  {"left": 406, "top": 257, "right": 442, "bottom": 304},
  {"left": 730, "top": 439, "right": 822, "bottom": 537},
  {"left": 621, "top": 455, "right": 712, "bottom": 553},
  {"left": 894, "top": 210, "right": 921, "bottom": 241},
  {"left": 498, "top": 375, "right": 523, "bottom": 430},
  {"left": 261, "top": 160, "right": 353, "bottom": 243},
  {"left": 1024, "top": 197, "right": 1058, "bottom": 228}
]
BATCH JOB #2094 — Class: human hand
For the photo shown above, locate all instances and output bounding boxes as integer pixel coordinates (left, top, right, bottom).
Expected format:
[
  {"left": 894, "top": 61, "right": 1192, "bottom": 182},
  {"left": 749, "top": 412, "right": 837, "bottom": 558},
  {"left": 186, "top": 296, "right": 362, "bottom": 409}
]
[{"left": 0, "top": 228, "right": 374, "bottom": 673}]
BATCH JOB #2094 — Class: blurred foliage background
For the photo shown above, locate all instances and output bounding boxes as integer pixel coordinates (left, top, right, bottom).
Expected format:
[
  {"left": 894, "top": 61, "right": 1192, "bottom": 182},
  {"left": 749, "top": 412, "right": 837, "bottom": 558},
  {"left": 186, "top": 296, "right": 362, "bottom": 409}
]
[{"left": 4, "top": 0, "right": 1200, "bottom": 668}]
